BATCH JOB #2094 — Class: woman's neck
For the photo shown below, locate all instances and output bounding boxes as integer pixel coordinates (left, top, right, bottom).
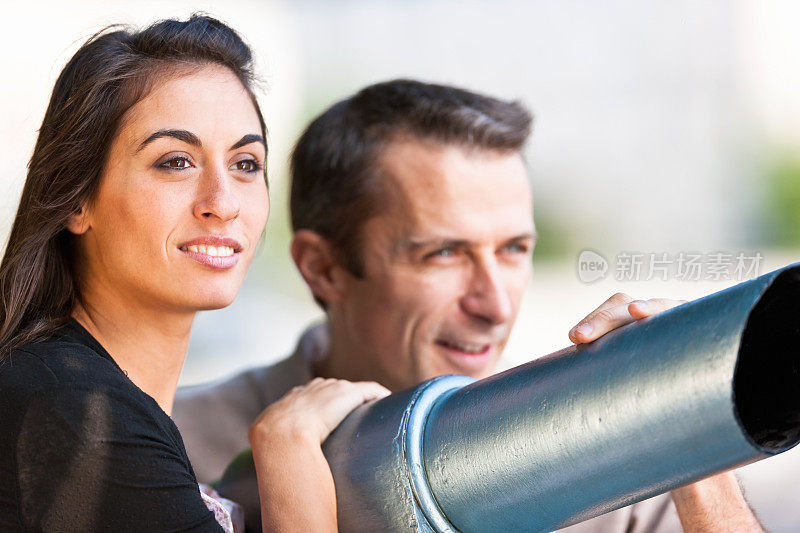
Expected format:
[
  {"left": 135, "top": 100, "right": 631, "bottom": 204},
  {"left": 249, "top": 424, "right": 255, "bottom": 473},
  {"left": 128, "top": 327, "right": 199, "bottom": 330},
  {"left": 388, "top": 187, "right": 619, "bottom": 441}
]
[{"left": 72, "top": 296, "right": 194, "bottom": 416}]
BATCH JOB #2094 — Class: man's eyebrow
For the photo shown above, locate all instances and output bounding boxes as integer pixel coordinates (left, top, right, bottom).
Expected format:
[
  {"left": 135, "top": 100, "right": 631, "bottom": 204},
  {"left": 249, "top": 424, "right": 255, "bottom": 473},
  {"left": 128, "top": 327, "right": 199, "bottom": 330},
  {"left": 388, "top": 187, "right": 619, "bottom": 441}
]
[
  {"left": 401, "top": 232, "right": 537, "bottom": 253},
  {"left": 399, "top": 229, "right": 537, "bottom": 251},
  {"left": 506, "top": 231, "right": 538, "bottom": 244},
  {"left": 136, "top": 129, "right": 201, "bottom": 152},
  {"left": 401, "top": 238, "right": 471, "bottom": 251},
  {"left": 230, "top": 134, "right": 266, "bottom": 151}
]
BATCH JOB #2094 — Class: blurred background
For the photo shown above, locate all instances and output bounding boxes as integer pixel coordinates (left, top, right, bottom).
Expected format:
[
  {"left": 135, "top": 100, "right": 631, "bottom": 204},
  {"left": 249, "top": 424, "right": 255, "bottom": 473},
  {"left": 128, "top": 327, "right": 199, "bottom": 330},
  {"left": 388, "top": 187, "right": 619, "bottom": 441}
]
[{"left": 2, "top": 0, "right": 799, "bottom": 529}]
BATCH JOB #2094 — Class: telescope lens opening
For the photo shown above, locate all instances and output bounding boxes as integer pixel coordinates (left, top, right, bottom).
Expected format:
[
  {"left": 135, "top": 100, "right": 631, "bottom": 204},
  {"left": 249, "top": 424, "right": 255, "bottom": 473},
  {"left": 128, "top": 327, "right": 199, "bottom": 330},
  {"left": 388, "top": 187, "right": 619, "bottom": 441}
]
[{"left": 734, "top": 267, "right": 800, "bottom": 452}]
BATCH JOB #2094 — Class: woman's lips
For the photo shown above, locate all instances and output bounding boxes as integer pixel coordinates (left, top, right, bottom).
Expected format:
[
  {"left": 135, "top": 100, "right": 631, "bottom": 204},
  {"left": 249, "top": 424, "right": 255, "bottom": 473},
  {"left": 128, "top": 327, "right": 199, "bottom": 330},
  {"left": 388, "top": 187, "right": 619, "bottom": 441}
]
[
  {"left": 180, "top": 248, "right": 240, "bottom": 269},
  {"left": 178, "top": 236, "right": 243, "bottom": 270}
]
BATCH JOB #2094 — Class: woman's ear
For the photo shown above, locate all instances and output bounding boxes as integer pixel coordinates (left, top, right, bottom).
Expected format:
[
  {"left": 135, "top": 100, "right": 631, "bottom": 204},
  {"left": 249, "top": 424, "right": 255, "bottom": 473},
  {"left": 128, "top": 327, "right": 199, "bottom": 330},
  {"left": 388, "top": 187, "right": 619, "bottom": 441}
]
[
  {"left": 290, "top": 230, "right": 349, "bottom": 306},
  {"left": 65, "top": 205, "right": 91, "bottom": 235}
]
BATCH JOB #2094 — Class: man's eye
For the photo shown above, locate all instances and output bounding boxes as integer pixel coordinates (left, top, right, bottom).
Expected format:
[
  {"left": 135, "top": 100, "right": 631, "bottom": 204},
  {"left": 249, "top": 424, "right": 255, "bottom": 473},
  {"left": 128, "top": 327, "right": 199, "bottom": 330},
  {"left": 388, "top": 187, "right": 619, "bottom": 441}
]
[
  {"left": 231, "top": 159, "right": 261, "bottom": 173},
  {"left": 427, "top": 248, "right": 458, "bottom": 260},
  {"left": 159, "top": 156, "right": 193, "bottom": 170},
  {"left": 505, "top": 243, "right": 528, "bottom": 254}
]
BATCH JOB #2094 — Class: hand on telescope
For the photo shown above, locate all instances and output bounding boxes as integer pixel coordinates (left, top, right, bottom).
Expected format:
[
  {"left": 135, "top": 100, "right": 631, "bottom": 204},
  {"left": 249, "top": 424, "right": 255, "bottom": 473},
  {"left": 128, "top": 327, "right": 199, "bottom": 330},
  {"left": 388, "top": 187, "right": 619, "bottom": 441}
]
[
  {"left": 670, "top": 471, "right": 764, "bottom": 532},
  {"left": 248, "top": 378, "right": 390, "bottom": 533},
  {"left": 568, "top": 292, "right": 686, "bottom": 344},
  {"left": 569, "top": 293, "right": 765, "bottom": 532}
]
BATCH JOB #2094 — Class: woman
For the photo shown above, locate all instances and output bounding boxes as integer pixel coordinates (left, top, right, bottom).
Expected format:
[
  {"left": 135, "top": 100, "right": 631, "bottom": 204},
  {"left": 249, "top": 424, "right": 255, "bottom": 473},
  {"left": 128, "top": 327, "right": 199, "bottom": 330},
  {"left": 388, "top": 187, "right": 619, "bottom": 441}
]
[{"left": 0, "top": 15, "right": 385, "bottom": 532}]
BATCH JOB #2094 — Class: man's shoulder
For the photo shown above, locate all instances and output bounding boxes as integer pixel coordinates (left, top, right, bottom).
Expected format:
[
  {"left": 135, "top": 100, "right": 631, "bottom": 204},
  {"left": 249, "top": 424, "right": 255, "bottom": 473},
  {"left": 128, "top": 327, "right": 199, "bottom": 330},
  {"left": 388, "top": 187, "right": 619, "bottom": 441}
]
[
  {"left": 171, "top": 346, "right": 316, "bottom": 455},
  {"left": 171, "top": 323, "right": 327, "bottom": 483},
  {"left": 176, "top": 352, "right": 308, "bottom": 413},
  {"left": 171, "top": 354, "right": 306, "bottom": 484},
  {"left": 174, "top": 323, "right": 326, "bottom": 418}
]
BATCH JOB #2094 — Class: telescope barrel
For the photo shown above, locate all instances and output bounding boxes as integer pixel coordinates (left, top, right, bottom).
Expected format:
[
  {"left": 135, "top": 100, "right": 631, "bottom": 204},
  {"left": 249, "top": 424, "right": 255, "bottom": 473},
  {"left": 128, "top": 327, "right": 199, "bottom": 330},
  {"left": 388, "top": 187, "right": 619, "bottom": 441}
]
[{"left": 322, "top": 264, "right": 800, "bottom": 532}]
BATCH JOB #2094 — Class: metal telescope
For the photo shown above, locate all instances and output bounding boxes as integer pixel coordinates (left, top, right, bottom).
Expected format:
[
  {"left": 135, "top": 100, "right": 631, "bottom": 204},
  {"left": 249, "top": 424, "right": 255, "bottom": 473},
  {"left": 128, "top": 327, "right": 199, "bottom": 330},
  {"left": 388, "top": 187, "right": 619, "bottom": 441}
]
[{"left": 218, "top": 263, "right": 800, "bottom": 532}]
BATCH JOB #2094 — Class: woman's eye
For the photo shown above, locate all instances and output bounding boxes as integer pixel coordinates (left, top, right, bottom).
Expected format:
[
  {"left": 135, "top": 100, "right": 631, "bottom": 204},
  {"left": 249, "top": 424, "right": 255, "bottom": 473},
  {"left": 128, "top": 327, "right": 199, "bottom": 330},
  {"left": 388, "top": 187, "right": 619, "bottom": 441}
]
[
  {"left": 231, "top": 159, "right": 261, "bottom": 173},
  {"left": 159, "top": 156, "right": 193, "bottom": 170}
]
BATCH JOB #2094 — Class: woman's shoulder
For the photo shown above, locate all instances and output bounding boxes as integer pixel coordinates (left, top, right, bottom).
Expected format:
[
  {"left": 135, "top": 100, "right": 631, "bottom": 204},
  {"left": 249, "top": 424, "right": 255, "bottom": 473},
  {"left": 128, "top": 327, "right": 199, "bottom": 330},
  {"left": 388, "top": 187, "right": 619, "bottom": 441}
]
[
  {"left": 0, "top": 321, "right": 166, "bottom": 442},
  {"left": 0, "top": 324, "right": 192, "bottom": 487},
  {"left": 0, "top": 323, "right": 128, "bottom": 400},
  {"left": 0, "top": 330, "right": 219, "bottom": 532}
]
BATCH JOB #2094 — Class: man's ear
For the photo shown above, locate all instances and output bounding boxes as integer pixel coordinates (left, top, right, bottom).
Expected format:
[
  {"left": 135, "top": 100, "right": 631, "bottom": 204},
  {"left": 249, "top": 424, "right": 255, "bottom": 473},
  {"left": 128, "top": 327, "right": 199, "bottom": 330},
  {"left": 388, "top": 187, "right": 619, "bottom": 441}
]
[
  {"left": 65, "top": 205, "right": 91, "bottom": 235},
  {"left": 290, "top": 230, "right": 350, "bottom": 305}
]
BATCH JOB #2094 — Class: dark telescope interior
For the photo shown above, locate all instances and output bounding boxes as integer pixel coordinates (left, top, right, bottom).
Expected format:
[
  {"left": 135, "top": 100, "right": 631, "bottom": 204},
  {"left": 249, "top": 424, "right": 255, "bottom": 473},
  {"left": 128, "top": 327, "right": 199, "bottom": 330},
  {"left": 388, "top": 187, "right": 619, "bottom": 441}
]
[{"left": 735, "top": 267, "right": 800, "bottom": 452}]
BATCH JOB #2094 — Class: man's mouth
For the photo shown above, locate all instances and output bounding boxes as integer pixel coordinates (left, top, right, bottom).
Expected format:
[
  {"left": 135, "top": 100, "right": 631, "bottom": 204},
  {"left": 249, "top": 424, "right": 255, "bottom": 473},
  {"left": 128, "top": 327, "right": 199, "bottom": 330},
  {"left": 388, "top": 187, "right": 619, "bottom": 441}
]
[{"left": 436, "top": 339, "right": 491, "bottom": 356}]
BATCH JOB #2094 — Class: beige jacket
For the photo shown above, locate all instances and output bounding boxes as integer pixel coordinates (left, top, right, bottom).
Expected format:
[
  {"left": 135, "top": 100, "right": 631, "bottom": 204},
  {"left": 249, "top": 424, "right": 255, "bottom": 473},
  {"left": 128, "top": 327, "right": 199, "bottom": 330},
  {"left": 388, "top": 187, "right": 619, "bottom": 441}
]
[{"left": 172, "top": 324, "right": 682, "bottom": 532}]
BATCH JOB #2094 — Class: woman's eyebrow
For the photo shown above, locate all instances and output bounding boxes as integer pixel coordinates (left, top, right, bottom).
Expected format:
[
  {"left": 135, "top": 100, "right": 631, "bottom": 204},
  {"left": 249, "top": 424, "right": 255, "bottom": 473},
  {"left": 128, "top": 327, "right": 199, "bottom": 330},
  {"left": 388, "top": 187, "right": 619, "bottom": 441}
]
[
  {"left": 136, "top": 129, "right": 201, "bottom": 152},
  {"left": 230, "top": 134, "right": 266, "bottom": 150},
  {"left": 136, "top": 130, "right": 265, "bottom": 153}
]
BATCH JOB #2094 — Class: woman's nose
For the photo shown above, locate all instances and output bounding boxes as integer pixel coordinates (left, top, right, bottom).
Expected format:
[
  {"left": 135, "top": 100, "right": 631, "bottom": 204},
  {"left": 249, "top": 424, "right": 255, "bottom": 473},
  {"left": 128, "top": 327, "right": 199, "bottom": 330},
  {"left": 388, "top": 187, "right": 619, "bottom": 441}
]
[{"left": 192, "top": 169, "right": 240, "bottom": 222}]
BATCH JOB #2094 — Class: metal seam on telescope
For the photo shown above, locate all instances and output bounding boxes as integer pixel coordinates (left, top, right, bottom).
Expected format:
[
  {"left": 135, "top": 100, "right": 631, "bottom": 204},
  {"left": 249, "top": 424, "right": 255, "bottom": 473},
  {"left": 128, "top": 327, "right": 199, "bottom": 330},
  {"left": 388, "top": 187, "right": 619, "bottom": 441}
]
[{"left": 403, "top": 375, "right": 475, "bottom": 533}]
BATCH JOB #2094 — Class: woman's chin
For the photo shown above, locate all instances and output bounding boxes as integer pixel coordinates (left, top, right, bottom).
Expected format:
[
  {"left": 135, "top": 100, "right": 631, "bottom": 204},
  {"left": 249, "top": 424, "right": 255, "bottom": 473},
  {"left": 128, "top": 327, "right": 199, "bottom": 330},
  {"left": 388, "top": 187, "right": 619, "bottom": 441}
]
[
  {"left": 177, "top": 288, "right": 240, "bottom": 312},
  {"left": 195, "top": 301, "right": 235, "bottom": 311},
  {"left": 196, "top": 295, "right": 238, "bottom": 311}
]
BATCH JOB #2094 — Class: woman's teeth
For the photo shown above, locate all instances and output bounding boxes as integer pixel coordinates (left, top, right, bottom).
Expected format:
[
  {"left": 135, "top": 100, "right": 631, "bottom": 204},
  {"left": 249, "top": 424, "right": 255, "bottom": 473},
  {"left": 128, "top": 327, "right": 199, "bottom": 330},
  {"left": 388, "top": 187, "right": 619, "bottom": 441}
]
[{"left": 184, "top": 245, "right": 235, "bottom": 257}]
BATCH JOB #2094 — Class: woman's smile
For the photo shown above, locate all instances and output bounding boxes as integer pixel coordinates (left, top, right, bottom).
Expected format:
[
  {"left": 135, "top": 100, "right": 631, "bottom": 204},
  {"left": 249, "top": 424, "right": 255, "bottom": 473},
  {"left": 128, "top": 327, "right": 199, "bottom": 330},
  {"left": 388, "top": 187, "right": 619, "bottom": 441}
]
[{"left": 178, "top": 235, "right": 243, "bottom": 270}]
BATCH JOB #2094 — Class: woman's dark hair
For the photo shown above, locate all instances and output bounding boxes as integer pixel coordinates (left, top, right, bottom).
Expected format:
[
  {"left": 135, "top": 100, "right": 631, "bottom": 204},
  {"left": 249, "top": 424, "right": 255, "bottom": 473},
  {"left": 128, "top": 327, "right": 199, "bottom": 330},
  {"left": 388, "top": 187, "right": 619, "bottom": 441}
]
[{"left": 0, "top": 14, "right": 267, "bottom": 359}]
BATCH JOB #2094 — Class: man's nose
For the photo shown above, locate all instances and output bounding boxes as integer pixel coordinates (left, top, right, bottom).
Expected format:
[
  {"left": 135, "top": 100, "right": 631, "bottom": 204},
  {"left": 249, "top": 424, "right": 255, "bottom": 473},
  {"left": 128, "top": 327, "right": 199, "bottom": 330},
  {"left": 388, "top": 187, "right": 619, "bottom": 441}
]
[
  {"left": 192, "top": 167, "right": 240, "bottom": 222},
  {"left": 460, "top": 259, "right": 514, "bottom": 325}
]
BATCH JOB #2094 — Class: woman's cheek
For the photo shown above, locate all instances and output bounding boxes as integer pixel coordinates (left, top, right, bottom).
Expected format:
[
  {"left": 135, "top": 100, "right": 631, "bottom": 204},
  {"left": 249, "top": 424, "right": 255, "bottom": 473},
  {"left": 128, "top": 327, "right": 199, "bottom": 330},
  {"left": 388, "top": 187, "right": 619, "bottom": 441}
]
[{"left": 247, "top": 190, "right": 270, "bottom": 239}]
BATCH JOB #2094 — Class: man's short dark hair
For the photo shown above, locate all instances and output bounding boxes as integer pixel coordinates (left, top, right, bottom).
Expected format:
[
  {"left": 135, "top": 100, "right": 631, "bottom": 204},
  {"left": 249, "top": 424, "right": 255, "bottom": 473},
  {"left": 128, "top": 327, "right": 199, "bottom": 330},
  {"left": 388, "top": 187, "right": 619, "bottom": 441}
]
[{"left": 290, "top": 78, "right": 532, "bottom": 280}]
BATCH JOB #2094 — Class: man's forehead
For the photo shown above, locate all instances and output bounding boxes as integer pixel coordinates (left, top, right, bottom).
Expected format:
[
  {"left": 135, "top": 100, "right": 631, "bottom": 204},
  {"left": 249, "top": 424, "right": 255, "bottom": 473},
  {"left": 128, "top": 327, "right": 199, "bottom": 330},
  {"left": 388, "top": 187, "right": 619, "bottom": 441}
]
[
  {"left": 374, "top": 138, "right": 534, "bottom": 246},
  {"left": 379, "top": 138, "right": 529, "bottom": 196}
]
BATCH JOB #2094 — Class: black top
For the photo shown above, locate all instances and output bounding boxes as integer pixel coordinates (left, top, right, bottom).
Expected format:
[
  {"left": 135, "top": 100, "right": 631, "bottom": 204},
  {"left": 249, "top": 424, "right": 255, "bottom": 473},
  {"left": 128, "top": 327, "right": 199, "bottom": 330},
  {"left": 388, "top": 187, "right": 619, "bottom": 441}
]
[{"left": 0, "top": 319, "right": 223, "bottom": 532}]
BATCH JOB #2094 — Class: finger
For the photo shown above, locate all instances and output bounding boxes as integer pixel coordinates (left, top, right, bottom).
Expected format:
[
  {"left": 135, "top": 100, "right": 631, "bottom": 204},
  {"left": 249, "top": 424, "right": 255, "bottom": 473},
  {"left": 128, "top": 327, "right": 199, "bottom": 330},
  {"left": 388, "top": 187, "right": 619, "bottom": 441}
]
[
  {"left": 571, "top": 304, "right": 637, "bottom": 344},
  {"left": 628, "top": 298, "right": 687, "bottom": 319},
  {"left": 316, "top": 382, "right": 390, "bottom": 438},
  {"left": 324, "top": 381, "right": 390, "bottom": 408},
  {"left": 569, "top": 292, "right": 634, "bottom": 343},
  {"left": 570, "top": 297, "right": 689, "bottom": 344},
  {"left": 579, "top": 292, "right": 635, "bottom": 324},
  {"left": 253, "top": 380, "right": 389, "bottom": 443},
  {"left": 354, "top": 381, "right": 391, "bottom": 402}
]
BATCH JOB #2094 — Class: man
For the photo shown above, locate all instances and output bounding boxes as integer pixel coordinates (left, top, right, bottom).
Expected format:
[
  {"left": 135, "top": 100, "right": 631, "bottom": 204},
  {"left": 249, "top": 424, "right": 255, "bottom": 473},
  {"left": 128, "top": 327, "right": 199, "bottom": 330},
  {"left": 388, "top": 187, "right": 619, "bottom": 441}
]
[{"left": 173, "top": 80, "right": 762, "bottom": 531}]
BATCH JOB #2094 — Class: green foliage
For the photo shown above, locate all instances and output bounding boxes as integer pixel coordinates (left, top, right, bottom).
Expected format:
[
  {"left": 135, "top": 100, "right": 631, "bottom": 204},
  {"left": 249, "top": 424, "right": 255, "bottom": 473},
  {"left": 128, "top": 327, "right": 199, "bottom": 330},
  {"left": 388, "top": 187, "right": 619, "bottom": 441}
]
[
  {"left": 765, "top": 155, "right": 800, "bottom": 247},
  {"left": 532, "top": 207, "right": 573, "bottom": 260}
]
